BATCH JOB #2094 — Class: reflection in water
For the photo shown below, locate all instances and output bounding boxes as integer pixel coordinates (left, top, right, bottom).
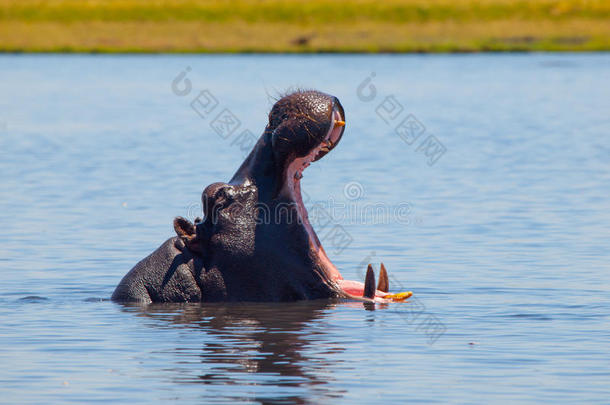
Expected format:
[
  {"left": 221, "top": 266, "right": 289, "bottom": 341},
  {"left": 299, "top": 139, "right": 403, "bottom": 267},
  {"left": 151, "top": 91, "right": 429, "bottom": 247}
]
[{"left": 119, "top": 300, "right": 347, "bottom": 403}]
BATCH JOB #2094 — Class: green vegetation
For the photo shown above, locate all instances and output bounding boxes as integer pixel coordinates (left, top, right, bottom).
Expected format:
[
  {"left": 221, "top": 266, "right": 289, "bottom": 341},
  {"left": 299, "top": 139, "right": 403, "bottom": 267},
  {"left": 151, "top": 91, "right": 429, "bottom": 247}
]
[{"left": 0, "top": 0, "right": 609, "bottom": 52}]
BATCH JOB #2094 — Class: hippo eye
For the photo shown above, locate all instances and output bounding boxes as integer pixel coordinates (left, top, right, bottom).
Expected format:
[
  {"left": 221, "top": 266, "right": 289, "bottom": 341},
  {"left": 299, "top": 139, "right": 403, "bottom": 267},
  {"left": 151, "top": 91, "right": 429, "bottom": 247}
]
[
  {"left": 215, "top": 187, "right": 237, "bottom": 208},
  {"left": 216, "top": 189, "right": 229, "bottom": 204}
]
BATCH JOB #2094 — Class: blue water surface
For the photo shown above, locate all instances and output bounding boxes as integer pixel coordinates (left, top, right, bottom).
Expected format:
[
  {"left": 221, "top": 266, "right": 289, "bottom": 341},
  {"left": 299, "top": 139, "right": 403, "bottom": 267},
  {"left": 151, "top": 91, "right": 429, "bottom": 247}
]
[{"left": 0, "top": 53, "right": 609, "bottom": 403}]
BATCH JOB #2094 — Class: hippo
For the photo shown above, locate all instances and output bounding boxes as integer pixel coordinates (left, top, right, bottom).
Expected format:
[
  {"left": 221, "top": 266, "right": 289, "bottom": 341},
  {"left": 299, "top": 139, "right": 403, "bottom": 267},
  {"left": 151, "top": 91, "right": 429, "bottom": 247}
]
[{"left": 112, "top": 90, "right": 411, "bottom": 304}]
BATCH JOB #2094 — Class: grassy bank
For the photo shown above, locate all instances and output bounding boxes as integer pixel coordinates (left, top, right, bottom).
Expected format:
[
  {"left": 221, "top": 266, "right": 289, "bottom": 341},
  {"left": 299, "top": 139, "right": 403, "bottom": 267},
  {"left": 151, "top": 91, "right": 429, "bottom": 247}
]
[{"left": 1, "top": 0, "right": 609, "bottom": 53}]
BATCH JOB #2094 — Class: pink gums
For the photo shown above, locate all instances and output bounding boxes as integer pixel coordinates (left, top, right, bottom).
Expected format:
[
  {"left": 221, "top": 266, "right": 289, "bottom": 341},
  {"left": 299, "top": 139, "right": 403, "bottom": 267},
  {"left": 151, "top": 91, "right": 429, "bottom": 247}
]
[{"left": 280, "top": 109, "right": 390, "bottom": 300}]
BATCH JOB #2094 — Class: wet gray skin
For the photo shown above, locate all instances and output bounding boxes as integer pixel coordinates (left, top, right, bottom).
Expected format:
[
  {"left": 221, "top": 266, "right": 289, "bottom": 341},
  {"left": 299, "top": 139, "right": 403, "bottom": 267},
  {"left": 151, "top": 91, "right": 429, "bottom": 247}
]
[{"left": 112, "top": 90, "right": 355, "bottom": 303}]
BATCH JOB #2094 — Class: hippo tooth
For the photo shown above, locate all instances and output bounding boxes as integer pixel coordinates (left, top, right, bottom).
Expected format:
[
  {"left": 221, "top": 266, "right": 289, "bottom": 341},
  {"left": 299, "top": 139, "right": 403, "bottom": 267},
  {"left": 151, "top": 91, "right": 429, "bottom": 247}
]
[
  {"left": 335, "top": 120, "right": 345, "bottom": 127},
  {"left": 363, "top": 264, "right": 376, "bottom": 299},
  {"left": 377, "top": 262, "right": 389, "bottom": 293}
]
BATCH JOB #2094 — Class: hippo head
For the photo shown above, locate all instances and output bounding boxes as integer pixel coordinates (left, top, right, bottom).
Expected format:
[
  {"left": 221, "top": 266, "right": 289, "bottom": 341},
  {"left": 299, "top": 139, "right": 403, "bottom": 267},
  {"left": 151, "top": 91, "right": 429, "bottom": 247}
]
[
  {"left": 266, "top": 90, "right": 346, "bottom": 190},
  {"left": 113, "top": 90, "right": 411, "bottom": 304}
]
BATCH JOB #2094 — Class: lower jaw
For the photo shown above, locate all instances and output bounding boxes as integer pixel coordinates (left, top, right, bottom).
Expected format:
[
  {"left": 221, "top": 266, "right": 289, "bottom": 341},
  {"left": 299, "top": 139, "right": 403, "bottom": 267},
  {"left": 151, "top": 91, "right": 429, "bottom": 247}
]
[
  {"left": 285, "top": 176, "right": 343, "bottom": 281},
  {"left": 336, "top": 279, "right": 384, "bottom": 298},
  {"left": 287, "top": 179, "right": 404, "bottom": 301}
]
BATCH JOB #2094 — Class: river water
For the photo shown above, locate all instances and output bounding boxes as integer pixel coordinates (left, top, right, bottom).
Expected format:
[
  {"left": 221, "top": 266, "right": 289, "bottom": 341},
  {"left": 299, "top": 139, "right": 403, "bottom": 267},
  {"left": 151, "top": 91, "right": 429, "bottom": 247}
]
[{"left": 1, "top": 54, "right": 609, "bottom": 403}]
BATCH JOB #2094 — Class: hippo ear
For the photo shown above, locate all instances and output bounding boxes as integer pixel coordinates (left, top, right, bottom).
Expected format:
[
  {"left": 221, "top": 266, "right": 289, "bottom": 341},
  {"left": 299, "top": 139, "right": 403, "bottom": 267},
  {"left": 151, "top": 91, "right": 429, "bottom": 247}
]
[
  {"left": 174, "top": 216, "right": 196, "bottom": 237},
  {"left": 173, "top": 216, "right": 205, "bottom": 254}
]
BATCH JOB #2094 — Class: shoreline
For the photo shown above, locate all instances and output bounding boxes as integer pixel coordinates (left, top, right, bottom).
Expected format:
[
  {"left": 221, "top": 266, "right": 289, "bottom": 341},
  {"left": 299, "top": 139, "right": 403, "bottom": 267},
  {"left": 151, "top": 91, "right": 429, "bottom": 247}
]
[
  {"left": 1, "top": 0, "right": 608, "bottom": 54},
  {"left": 1, "top": 49, "right": 609, "bottom": 55}
]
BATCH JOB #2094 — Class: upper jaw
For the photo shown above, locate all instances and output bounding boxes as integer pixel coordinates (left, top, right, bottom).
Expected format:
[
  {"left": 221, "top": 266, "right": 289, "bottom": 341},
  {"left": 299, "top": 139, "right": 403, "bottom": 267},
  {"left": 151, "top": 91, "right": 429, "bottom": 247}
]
[
  {"left": 314, "top": 108, "right": 345, "bottom": 162},
  {"left": 277, "top": 104, "right": 346, "bottom": 201},
  {"left": 288, "top": 107, "right": 345, "bottom": 183}
]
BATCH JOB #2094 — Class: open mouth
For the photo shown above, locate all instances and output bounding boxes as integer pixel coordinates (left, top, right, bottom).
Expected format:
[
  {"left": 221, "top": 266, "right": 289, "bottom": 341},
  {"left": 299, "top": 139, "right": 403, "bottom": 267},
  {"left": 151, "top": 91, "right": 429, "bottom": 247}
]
[
  {"left": 282, "top": 108, "right": 412, "bottom": 303},
  {"left": 280, "top": 107, "right": 347, "bottom": 282}
]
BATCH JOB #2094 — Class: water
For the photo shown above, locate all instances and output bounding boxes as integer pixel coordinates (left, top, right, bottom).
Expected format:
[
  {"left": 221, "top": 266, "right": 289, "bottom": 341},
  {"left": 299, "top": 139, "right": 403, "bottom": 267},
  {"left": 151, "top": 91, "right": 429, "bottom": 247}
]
[{"left": 1, "top": 54, "right": 609, "bottom": 403}]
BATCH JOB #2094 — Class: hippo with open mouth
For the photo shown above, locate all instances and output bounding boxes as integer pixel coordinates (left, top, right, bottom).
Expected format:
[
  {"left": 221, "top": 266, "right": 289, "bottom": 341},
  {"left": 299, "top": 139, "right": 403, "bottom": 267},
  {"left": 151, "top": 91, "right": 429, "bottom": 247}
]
[{"left": 112, "top": 90, "right": 411, "bottom": 304}]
